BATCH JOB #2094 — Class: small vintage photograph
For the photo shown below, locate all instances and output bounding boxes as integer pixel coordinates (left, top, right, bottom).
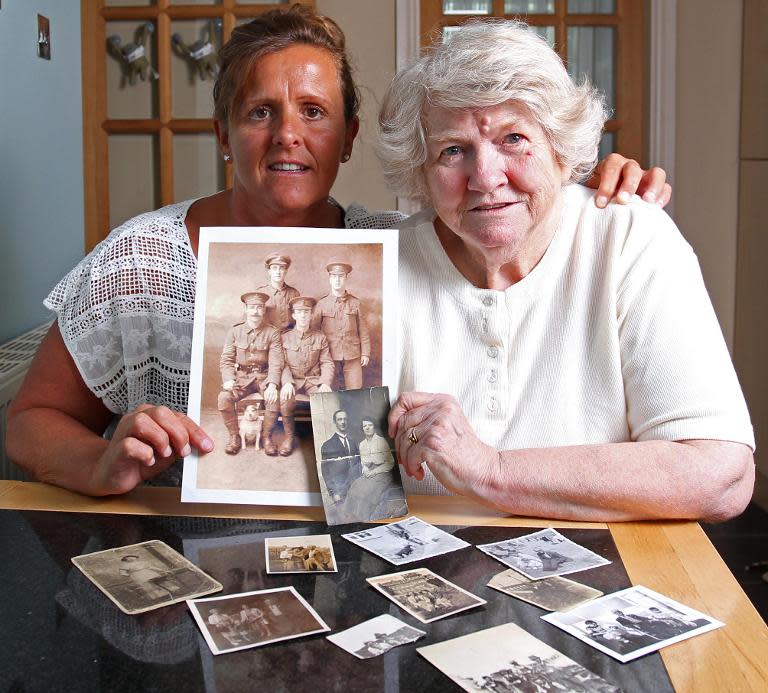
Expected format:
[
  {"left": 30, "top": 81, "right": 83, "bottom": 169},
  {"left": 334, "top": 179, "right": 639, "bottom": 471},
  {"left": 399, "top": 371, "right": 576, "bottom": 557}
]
[
  {"left": 37, "top": 14, "right": 51, "bottom": 60},
  {"left": 477, "top": 528, "right": 611, "bottom": 579},
  {"left": 310, "top": 385, "right": 408, "bottom": 525},
  {"left": 541, "top": 584, "right": 724, "bottom": 663},
  {"left": 182, "top": 226, "right": 398, "bottom": 506},
  {"left": 188, "top": 586, "right": 330, "bottom": 655},
  {"left": 326, "top": 614, "right": 426, "bottom": 659},
  {"left": 264, "top": 534, "right": 337, "bottom": 574},
  {"left": 417, "top": 622, "right": 621, "bottom": 693},
  {"left": 71, "top": 540, "right": 222, "bottom": 615},
  {"left": 342, "top": 516, "right": 471, "bottom": 565},
  {"left": 488, "top": 568, "right": 603, "bottom": 612},
  {"left": 367, "top": 567, "right": 486, "bottom": 623}
]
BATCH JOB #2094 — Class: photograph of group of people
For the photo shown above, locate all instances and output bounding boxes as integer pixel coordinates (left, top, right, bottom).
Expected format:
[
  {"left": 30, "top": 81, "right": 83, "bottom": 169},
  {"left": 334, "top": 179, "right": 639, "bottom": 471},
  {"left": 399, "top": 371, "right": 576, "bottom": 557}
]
[{"left": 183, "top": 228, "right": 398, "bottom": 506}]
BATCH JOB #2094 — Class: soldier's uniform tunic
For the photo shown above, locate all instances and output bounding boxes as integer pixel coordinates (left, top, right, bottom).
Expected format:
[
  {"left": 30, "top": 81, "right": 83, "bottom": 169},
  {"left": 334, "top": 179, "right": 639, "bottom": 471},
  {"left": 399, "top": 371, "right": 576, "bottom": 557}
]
[
  {"left": 218, "top": 321, "right": 283, "bottom": 413},
  {"left": 281, "top": 328, "right": 334, "bottom": 394},
  {"left": 313, "top": 293, "right": 370, "bottom": 390},
  {"left": 256, "top": 283, "right": 300, "bottom": 333}
]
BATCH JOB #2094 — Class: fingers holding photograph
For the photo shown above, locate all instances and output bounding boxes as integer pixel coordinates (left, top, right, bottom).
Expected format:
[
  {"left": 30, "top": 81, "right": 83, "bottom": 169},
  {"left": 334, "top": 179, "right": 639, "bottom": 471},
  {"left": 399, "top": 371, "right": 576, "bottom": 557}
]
[{"left": 310, "top": 386, "right": 408, "bottom": 525}]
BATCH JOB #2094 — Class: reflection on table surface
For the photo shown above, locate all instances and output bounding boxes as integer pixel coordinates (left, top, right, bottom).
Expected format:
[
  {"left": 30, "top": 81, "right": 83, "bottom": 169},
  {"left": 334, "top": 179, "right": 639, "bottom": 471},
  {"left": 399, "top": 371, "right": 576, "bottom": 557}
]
[
  {"left": 3, "top": 511, "right": 671, "bottom": 693},
  {"left": 1, "top": 482, "right": 767, "bottom": 692}
]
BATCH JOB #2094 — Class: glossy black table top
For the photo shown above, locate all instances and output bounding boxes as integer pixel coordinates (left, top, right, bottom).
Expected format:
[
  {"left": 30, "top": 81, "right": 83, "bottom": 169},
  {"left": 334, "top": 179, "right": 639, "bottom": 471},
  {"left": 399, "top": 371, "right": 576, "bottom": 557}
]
[{"left": 1, "top": 510, "right": 673, "bottom": 692}]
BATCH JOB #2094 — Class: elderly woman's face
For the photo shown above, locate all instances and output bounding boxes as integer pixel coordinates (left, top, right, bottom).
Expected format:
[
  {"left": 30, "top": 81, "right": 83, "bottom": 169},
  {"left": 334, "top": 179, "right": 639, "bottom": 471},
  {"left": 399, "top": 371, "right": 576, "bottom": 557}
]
[
  {"left": 362, "top": 420, "right": 375, "bottom": 436},
  {"left": 220, "top": 44, "right": 356, "bottom": 217},
  {"left": 423, "top": 102, "right": 569, "bottom": 254}
]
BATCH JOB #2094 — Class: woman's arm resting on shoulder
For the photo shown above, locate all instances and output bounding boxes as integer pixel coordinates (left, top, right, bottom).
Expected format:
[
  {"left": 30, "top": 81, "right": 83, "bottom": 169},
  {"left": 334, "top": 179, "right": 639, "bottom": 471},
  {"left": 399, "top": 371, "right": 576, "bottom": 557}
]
[
  {"left": 589, "top": 153, "right": 672, "bottom": 209},
  {"left": 389, "top": 392, "right": 754, "bottom": 523},
  {"left": 6, "top": 323, "right": 214, "bottom": 496}
]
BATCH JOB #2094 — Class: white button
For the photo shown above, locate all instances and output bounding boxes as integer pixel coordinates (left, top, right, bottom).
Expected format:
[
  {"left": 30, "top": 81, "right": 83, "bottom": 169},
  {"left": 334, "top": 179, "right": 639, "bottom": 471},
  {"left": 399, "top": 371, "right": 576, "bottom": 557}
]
[
  {"left": 482, "top": 296, "right": 494, "bottom": 307},
  {"left": 487, "top": 397, "right": 498, "bottom": 412},
  {"left": 487, "top": 346, "right": 499, "bottom": 358},
  {"left": 488, "top": 369, "right": 497, "bottom": 383}
]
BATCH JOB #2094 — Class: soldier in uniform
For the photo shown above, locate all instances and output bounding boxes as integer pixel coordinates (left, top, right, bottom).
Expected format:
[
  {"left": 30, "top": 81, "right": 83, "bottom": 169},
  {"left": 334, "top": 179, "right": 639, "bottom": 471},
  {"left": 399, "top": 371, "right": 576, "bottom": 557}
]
[
  {"left": 312, "top": 261, "right": 370, "bottom": 390},
  {"left": 218, "top": 292, "right": 284, "bottom": 456},
  {"left": 278, "top": 296, "right": 334, "bottom": 456},
  {"left": 256, "top": 251, "right": 300, "bottom": 332}
]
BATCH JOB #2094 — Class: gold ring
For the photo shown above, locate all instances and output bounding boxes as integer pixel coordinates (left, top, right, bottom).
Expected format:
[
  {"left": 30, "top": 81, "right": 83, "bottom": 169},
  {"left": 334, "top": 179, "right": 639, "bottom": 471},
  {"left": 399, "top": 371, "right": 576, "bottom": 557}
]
[{"left": 408, "top": 427, "right": 419, "bottom": 445}]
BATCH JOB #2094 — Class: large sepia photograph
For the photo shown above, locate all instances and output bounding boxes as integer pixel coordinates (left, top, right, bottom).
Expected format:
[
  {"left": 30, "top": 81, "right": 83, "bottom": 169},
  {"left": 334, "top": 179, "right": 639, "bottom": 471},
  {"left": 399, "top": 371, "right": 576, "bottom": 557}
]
[{"left": 182, "top": 226, "right": 398, "bottom": 505}]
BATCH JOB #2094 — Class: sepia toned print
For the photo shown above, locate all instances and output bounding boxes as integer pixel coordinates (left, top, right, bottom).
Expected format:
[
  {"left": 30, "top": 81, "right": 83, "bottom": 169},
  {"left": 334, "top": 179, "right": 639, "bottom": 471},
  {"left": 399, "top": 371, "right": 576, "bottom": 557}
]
[
  {"left": 310, "top": 386, "right": 407, "bottom": 525},
  {"left": 418, "top": 622, "right": 621, "bottom": 693},
  {"left": 327, "top": 614, "right": 426, "bottom": 659},
  {"left": 182, "top": 226, "right": 398, "bottom": 506},
  {"left": 342, "top": 516, "right": 470, "bottom": 565},
  {"left": 488, "top": 569, "right": 603, "bottom": 612},
  {"left": 542, "top": 584, "right": 724, "bottom": 663},
  {"left": 367, "top": 568, "right": 486, "bottom": 623},
  {"left": 188, "top": 586, "right": 330, "bottom": 655},
  {"left": 264, "top": 534, "right": 338, "bottom": 574},
  {"left": 71, "top": 540, "right": 222, "bottom": 615},
  {"left": 477, "top": 528, "right": 611, "bottom": 579}
]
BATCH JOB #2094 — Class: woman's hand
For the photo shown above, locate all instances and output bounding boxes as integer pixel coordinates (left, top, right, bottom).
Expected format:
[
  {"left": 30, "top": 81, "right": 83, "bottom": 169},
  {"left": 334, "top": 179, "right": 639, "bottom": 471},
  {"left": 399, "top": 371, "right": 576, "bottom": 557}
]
[
  {"left": 90, "top": 404, "right": 213, "bottom": 495},
  {"left": 589, "top": 154, "right": 672, "bottom": 209},
  {"left": 280, "top": 382, "right": 295, "bottom": 402},
  {"left": 388, "top": 392, "right": 499, "bottom": 496}
]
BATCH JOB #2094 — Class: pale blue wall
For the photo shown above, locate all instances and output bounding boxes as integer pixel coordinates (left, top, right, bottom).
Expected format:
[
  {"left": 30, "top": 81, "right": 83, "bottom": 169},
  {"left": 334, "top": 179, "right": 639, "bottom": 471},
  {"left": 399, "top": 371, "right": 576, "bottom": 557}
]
[{"left": 0, "top": 1, "right": 84, "bottom": 344}]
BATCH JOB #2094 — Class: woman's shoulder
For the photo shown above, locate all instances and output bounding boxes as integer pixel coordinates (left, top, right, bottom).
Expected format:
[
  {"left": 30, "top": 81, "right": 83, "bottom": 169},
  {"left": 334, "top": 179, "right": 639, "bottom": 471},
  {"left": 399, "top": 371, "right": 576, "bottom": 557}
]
[
  {"left": 45, "top": 200, "right": 196, "bottom": 313},
  {"left": 344, "top": 203, "right": 406, "bottom": 229}
]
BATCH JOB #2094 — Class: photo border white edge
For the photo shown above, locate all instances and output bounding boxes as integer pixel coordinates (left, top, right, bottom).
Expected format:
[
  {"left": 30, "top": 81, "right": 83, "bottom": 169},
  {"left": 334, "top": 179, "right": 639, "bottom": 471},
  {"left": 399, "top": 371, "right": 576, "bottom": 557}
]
[
  {"left": 264, "top": 533, "right": 339, "bottom": 574},
  {"left": 540, "top": 584, "right": 725, "bottom": 664},
  {"left": 182, "top": 225, "right": 398, "bottom": 506},
  {"left": 366, "top": 568, "right": 487, "bottom": 624},
  {"left": 187, "top": 585, "right": 331, "bottom": 656}
]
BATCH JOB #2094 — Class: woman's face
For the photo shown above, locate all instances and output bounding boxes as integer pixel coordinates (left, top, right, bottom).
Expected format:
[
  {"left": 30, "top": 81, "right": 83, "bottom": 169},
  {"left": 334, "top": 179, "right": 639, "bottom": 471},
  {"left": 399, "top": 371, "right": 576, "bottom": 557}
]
[
  {"left": 423, "top": 101, "right": 570, "bottom": 256},
  {"left": 362, "top": 420, "right": 375, "bottom": 437},
  {"left": 217, "top": 44, "right": 357, "bottom": 220}
]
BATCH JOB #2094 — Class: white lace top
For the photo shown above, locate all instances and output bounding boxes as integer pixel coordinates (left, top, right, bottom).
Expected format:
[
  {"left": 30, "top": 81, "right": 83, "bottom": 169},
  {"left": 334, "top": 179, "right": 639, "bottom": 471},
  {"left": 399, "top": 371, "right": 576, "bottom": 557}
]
[{"left": 45, "top": 199, "right": 405, "bottom": 415}]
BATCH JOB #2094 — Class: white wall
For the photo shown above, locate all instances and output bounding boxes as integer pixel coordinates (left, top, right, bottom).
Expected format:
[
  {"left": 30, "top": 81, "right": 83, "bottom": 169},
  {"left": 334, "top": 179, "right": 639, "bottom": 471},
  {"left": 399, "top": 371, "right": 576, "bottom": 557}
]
[
  {"left": 0, "top": 0, "right": 84, "bottom": 344},
  {"left": 674, "top": 0, "right": 743, "bottom": 350}
]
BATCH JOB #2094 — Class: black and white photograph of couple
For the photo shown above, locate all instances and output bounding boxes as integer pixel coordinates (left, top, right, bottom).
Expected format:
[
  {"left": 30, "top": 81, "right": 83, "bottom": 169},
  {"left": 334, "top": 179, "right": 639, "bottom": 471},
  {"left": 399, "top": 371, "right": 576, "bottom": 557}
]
[
  {"left": 310, "top": 386, "right": 407, "bottom": 525},
  {"left": 326, "top": 614, "right": 425, "bottom": 659}
]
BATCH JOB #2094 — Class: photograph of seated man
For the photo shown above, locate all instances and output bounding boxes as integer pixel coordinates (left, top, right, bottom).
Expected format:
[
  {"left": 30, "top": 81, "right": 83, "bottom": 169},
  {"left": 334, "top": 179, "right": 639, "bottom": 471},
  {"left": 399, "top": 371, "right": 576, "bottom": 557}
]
[
  {"left": 278, "top": 296, "right": 334, "bottom": 456},
  {"left": 256, "top": 251, "right": 300, "bottom": 333},
  {"left": 313, "top": 261, "right": 370, "bottom": 390},
  {"left": 217, "top": 292, "right": 283, "bottom": 456},
  {"left": 320, "top": 409, "right": 361, "bottom": 504}
]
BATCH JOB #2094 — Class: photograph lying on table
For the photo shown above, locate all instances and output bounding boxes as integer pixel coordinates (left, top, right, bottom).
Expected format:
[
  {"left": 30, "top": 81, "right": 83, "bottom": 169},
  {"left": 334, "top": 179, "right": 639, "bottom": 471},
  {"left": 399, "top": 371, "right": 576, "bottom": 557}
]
[
  {"left": 367, "top": 567, "right": 486, "bottom": 623},
  {"left": 182, "top": 226, "right": 398, "bottom": 506},
  {"left": 310, "top": 385, "right": 407, "bottom": 525},
  {"left": 542, "top": 584, "right": 724, "bottom": 663},
  {"left": 418, "top": 621, "right": 621, "bottom": 693},
  {"left": 477, "top": 528, "right": 611, "bottom": 579},
  {"left": 71, "top": 540, "right": 222, "bottom": 615},
  {"left": 264, "top": 534, "right": 337, "bottom": 574},
  {"left": 188, "top": 586, "right": 330, "bottom": 655},
  {"left": 342, "top": 516, "right": 470, "bottom": 565},
  {"left": 488, "top": 568, "right": 603, "bottom": 612},
  {"left": 326, "top": 614, "right": 426, "bottom": 659}
]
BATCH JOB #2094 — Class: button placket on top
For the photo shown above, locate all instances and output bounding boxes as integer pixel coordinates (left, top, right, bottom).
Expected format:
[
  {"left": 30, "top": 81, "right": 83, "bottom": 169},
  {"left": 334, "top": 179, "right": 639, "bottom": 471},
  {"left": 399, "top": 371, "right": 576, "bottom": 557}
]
[{"left": 478, "top": 292, "right": 505, "bottom": 419}]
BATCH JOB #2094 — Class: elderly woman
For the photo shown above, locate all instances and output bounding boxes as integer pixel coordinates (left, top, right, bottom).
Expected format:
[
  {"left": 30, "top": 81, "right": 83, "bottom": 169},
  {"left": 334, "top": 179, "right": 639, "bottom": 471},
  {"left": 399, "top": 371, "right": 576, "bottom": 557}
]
[
  {"left": 383, "top": 20, "right": 754, "bottom": 522},
  {"left": 7, "top": 6, "right": 667, "bottom": 497}
]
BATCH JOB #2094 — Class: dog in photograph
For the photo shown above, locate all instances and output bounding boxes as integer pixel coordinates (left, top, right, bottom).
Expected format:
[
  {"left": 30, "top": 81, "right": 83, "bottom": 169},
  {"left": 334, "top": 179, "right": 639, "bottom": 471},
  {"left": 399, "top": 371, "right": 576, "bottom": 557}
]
[{"left": 239, "top": 403, "right": 263, "bottom": 450}]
